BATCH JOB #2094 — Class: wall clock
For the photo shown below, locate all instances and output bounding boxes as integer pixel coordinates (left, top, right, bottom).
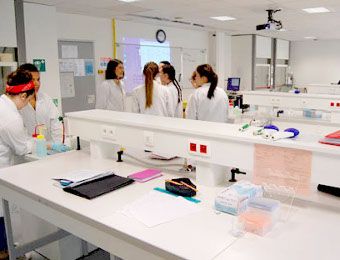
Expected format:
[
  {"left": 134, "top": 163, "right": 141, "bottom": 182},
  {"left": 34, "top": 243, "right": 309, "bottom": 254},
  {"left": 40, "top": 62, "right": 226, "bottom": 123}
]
[{"left": 156, "top": 29, "right": 166, "bottom": 43}]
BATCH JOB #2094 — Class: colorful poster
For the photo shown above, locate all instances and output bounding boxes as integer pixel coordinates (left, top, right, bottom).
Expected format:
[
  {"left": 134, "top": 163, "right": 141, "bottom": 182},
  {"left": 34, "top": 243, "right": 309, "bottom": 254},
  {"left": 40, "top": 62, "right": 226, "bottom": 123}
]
[{"left": 85, "top": 59, "right": 94, "bottom": 76}]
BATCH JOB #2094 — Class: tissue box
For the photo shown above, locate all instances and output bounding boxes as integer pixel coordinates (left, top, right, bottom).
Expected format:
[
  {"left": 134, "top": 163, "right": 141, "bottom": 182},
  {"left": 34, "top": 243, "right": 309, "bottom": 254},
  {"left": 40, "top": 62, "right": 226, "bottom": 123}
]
[{"left": 215, "top": 181, "right": 263, "bottom": 215}]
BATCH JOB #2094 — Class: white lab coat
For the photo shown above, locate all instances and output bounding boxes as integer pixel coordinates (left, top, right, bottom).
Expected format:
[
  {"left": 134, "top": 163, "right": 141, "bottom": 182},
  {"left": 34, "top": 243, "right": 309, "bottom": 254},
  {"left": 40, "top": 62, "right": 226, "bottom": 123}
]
[
  {"left": 20, "top": 91, "right": 62, "bottom": 143},
  {"left": 131, "top": 80, "right": 172, "bottom": 117},
  {"left": 186, "top": 83, "right": 228, "bottom": 123},
  {"left": 0, "top": 95, "right": 33, "bottom": 169},
  {"left": 166, "top": 82, "right": 183, "bottom": 118},
  {"left": 95, "top": 80, "right": 126, "bottom": 111}
]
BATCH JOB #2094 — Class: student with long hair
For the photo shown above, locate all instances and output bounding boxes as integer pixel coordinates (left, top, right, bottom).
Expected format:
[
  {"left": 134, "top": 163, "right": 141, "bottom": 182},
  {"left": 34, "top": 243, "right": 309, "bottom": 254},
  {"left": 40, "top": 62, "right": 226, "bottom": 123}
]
[
  {"left": 186, "top": 64, "right": 228, "bottom": 122},
  {"left": 96, "top": 59, "right": 126, "bottom": 111},
  {"left": 160, "top": 64, "right": 183, "bottom": 117},
  {"left": 156, "top": 60, "right": 171, "bottom": 83},
  {"left": 132, "top": 62, "right": 171, "bottom": 116}
]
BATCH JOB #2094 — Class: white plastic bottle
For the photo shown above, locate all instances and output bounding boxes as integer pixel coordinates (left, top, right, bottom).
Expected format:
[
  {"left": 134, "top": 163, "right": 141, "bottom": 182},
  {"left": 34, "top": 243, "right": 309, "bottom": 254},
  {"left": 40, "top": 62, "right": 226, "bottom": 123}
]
[{"left": 36, "top": 134, "right": 47, "bottom": 157}]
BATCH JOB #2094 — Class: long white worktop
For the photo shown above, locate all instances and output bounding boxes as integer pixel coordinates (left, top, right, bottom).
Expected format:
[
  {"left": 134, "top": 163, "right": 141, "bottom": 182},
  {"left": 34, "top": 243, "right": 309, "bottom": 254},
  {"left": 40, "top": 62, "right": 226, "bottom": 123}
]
[
  {"left": 0, "top": 150, "right": 339, "bottom": 260},
  {"left": 67, "top": 110, "right": 340, "bottom": 156},
  {"left": 65, "top": 110, "right": 340, "bottom": 189}
]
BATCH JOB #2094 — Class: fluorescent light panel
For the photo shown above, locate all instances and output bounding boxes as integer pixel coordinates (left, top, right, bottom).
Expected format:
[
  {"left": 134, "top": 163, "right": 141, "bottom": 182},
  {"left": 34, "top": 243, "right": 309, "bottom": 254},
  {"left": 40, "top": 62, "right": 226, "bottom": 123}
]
[
  {"left": 304, "top": 36, "right": 317, "bottom": 39},
  {"left": 210, "top": 16, "right": 236, "bottom": 21},
  {"left": 118, "top": 0, "right": 139, "bottom": 3},
  {"left": 302, "top": 7, "right": 330, "bottom": 13}
]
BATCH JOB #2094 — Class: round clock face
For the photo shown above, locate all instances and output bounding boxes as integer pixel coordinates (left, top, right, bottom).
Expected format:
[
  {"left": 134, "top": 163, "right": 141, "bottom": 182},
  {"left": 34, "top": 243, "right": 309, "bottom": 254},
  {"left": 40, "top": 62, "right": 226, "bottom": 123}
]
[{"left": 156, "top": 29, "right": 166, "bottom": 43}]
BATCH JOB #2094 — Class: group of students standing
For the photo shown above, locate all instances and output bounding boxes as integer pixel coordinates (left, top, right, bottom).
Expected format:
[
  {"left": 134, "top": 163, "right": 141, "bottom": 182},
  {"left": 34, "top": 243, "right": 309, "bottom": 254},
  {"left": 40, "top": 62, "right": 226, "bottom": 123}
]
[{"left": 95, "top": 59, "right": 229, "bottom": 123}]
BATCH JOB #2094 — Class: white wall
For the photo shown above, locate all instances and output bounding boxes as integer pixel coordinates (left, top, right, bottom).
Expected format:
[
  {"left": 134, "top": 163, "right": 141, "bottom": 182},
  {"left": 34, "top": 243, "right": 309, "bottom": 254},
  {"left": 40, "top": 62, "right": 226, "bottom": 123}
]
[
  {"left": 224, "top": 35, "right": 232, "bottom": 83},
  {"left": 115, "top": 20, "right": 209, "bottom": 50},
  {"left": 56, "top": 13, "right": 113, "bottom": 89},
  {"left": 0, "top": 0, "right": 16, "bottom": 47},
  {"left": 290, "top": 40, "right": 340, "bottom": 85},
  {"left": 24, "top": 3, "right": 61, "bottom": 105}
]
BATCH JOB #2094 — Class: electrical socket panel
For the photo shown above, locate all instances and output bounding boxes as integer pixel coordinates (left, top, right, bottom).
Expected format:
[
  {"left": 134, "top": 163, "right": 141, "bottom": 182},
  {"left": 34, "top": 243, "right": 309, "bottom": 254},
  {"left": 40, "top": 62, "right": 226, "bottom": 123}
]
[
  {"left": 101, "top": 125, "right": 117, "bottom": 140},
  {"left": 144, "top": 131, "right": 154, "bottom": 147},
  {"left": 188, "top": 139, "right": 211, "bottom": 157}
]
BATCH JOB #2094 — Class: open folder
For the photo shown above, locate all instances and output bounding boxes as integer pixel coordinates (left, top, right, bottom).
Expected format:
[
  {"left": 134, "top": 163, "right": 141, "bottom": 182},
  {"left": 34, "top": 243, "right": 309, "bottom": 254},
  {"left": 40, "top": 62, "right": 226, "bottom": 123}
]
[{"left": 63, "top": 172, "right": 134, "bottom": 199}]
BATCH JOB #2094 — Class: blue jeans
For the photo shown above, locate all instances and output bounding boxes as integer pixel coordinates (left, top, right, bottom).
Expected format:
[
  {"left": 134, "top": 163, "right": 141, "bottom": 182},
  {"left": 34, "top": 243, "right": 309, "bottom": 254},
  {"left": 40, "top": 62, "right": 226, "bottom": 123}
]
[{"left": 0, "top": 217, "right": 7, "bottom": 251}]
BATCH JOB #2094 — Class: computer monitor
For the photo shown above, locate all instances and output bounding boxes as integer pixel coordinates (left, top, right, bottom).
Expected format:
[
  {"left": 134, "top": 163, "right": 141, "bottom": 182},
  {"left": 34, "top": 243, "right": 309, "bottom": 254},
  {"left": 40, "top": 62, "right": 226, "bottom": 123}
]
[{"left": 227, "top": 77, "right": 240, "bottom": 91}]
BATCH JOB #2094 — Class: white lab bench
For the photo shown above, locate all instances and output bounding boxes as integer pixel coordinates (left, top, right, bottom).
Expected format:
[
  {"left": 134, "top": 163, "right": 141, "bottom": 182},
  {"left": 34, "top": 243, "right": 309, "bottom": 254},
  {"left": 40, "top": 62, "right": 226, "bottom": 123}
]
[
  {"left": 0, "top": 150, "right": 339, "bottom": 260},
  {"left": 1, "top": 110, "right": 340, "bottom": 259},
  {"left": 66, "top": 110, "right": 340, "bottom": 189}
]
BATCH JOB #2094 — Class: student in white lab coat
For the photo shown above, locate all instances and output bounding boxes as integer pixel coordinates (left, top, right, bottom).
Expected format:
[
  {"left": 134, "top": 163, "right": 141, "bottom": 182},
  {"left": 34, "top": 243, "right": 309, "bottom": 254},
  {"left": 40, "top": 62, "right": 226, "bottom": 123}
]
[
  {"left": 0, "top": 70, "right": 35, "bottom": 168},
  {"left": 156, "top": 60, "right": 171, "bottom": 84},
  {"left": 186, "top": 64, "right": 228, "bottom": 123},
  {"left": 132, "top": 62, "right": 172, "bottom": 116},
  {"left": 19, "top": 63, "right": 63, "bottom": 143},
  {"left": 96, "top": 59, "right": 126, "bottom": 111},
  {"left": 0, "top": 70, "right": 36, "bottom": 258},
  {"left": 159, "top": 64, "right": 183, "bottom": 118}
]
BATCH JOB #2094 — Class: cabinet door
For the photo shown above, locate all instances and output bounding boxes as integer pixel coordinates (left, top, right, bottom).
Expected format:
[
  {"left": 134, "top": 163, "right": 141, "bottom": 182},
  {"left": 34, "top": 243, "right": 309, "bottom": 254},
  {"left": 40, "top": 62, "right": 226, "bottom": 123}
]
[
  {"left": 255, "top": 64, "right": 271, "bottom": 89},
  {"left": 276, "top": 39, "right": 289, "bottom": 60}
]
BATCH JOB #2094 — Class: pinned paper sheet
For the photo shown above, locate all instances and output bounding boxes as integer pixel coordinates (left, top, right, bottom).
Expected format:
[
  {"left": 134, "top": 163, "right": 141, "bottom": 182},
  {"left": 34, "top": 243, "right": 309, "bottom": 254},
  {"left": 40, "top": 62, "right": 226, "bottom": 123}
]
[
  {"left": 120, "top": 191, "right": 202, "bottom": 227},
  {"left": 61, "top": 45, "right": 78, "bottom": 58},
  {"left": 60, "top": 72, "right": 75, "bottom": 98},
  {"left": 253, "top": 144, "right": 312, "bottom": 195}
]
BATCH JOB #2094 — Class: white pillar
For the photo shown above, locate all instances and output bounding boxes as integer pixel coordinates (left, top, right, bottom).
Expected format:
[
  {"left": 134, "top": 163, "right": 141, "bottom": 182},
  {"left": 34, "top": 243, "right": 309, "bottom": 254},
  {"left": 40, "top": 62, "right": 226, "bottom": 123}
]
[{"left": 215, "top": 32, "right": 231, "bottom": 89}]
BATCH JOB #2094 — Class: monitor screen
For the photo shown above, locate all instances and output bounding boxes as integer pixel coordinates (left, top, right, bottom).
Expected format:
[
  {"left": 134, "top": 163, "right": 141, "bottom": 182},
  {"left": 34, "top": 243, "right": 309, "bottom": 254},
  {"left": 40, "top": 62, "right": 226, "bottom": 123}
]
[{"left": 227, "top": 77, "right": 240, "bottom": 91}]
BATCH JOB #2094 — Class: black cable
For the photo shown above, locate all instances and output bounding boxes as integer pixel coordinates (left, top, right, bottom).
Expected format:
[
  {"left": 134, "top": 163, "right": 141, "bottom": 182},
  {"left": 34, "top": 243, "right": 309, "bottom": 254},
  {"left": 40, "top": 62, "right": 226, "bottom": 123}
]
[{"left": 33, "top": 250, "right": 50, "bottom": 260}]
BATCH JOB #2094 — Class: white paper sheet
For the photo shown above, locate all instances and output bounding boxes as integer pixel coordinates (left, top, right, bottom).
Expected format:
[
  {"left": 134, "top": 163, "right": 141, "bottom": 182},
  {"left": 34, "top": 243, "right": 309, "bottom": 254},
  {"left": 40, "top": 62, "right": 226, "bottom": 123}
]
[
  {"left": 61, "top": 45, "right": 78, "bottom": 58},
  {"left": 120, "top": 191, "right": 202, "bottom": 227},
  {"left": 73, "top": 59, "right": 85, "bottom": 76},
  {"left": 60, "top": 72, "right": 75, "bottom": 98},
  {"left": 59, "top": 59, "right": 85, "bottom": 76},
  {"left": 52, "top": 169, "right": 110, "bottom": 183},
  {"left": 59, "top": 59, "right": 75, "bottom": 72}
]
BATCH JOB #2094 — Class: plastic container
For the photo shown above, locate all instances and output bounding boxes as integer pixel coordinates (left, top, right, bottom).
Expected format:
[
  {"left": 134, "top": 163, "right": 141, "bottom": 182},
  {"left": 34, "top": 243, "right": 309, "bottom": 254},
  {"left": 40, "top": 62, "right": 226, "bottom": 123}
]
[
  {"left": 239, "top": 197, "right": 281, "bottom": 236},
  {"left": 238, "top": 208, "right": 275, "bottom": 236},
  {"left": 36, "top": 134, "right": 47, "bottom": 157}
]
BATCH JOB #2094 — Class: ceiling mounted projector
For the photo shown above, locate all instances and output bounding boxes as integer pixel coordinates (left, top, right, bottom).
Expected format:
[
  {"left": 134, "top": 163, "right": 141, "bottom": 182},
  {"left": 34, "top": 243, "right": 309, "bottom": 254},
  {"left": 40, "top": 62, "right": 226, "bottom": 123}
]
[{"left": 256, "top": 9, "right": 283, "bottom": 31}]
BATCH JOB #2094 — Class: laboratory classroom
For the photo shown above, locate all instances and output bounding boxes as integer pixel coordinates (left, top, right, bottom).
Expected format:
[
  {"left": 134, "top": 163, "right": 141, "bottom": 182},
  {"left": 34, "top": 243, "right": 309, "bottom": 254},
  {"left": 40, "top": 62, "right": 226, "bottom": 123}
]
[{"left": 0, "top": 0, "right": 340, "bottom": 260}]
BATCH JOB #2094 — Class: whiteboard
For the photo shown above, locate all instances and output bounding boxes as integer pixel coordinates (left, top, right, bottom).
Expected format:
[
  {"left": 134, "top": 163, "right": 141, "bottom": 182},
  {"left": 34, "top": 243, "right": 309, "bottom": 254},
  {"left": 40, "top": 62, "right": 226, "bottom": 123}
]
[
  {"left": 181, "top": 49, "right": 207, "bottom": 89},
  {"left": 115, "top": 42, "right": 207, "bottom": 92}
]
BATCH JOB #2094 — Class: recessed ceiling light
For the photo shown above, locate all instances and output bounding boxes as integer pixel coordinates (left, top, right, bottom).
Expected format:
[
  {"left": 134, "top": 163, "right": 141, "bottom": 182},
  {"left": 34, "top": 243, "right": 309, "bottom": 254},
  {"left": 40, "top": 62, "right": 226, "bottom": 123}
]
[
  {"left": 302, "top": 7, "right": 330, "bottom": 13},
  {"left": 118, "top": 0, "right": 139, "bottom": 3},
  {"left": 304, "top": 36, "right": 317, "bottom": 39},
  {"left": 210, "top": 16, "right": 236, "bottom": 21}
]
